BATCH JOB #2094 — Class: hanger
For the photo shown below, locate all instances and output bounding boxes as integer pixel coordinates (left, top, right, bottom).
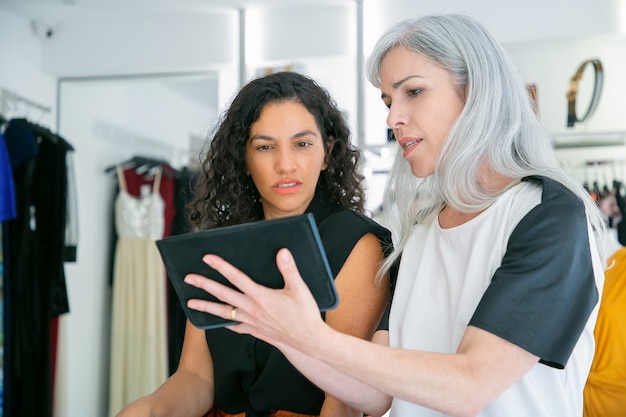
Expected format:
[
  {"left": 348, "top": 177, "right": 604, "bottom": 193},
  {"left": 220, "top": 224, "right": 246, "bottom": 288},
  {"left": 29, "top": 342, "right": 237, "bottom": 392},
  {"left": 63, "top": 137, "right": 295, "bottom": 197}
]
[
  {"left": 5, "top": 117, "right": 73, "bottom": 151},
  {"left": 104, "top": 155, "right": 177, "bottom": 177}
]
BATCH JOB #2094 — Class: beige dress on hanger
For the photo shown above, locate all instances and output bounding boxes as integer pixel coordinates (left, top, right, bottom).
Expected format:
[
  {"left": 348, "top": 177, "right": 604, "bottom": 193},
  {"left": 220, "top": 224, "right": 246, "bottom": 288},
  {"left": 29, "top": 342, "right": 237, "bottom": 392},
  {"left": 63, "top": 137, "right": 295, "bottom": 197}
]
[{"left": 108, "top": 166, "right": 168, "bottom": 416}]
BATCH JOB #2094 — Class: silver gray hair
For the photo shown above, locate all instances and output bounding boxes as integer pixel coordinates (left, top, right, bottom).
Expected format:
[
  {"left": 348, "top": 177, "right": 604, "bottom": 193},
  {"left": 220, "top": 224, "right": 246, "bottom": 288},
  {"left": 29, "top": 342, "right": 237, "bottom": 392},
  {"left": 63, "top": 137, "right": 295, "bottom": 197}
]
[{"left": 367, "top": 14, "right": 606, "bottom": 272}]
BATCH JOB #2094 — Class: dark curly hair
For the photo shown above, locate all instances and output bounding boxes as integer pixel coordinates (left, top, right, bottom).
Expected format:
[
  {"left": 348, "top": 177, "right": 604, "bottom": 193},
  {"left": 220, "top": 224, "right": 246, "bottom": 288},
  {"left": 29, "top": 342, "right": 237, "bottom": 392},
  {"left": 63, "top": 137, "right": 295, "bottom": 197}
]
[{"left": 188, "top": 71, "right": 365, "bottom": 230}]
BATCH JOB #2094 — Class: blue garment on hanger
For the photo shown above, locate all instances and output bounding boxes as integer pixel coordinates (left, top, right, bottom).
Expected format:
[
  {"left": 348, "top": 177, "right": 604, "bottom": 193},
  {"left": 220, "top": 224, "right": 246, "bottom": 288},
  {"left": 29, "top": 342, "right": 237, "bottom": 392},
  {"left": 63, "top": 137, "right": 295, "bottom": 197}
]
[{"left": 0, "top": 129, "right": 17, "bottom": 222}]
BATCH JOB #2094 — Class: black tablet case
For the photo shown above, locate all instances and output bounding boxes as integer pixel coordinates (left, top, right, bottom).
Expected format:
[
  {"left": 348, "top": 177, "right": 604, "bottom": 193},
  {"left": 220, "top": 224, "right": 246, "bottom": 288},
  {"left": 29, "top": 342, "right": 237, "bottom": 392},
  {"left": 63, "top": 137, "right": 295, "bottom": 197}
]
[{"left": 156, "top": 213, "right": 339, "bottom": 330}]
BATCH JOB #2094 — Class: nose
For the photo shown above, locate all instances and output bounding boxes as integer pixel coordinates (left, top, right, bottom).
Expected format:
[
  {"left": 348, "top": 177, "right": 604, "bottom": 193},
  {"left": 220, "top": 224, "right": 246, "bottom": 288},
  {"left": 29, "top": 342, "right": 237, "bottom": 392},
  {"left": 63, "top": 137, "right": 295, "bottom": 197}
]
[
  {"left": 275, "top": 147, "right": 297, "bottom": 173},
  {"left": 386, "top": 104, "right": 408, "bottom": 130}
]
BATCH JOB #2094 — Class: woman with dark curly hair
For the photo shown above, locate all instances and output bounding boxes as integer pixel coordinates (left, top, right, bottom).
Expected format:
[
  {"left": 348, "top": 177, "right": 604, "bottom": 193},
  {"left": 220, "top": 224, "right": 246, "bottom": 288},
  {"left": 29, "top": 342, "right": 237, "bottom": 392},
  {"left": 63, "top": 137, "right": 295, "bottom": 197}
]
[
  {"left": 116, "top": 71, "right": 394, "bottom": 417},
  {"left": 188, "top": 71, "right": 365, "bottom": 230}
]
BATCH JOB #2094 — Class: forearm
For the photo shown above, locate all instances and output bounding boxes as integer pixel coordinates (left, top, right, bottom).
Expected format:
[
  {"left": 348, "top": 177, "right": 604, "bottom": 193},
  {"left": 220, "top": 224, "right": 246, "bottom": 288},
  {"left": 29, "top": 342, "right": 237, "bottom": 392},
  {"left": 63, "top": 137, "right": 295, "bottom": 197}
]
[
  {"left": 303, "top": 326, "right": 537, "bottom": 417},
  {"left": 278, "top": 342, "right": 391, "bottom": 417},
  {"left": 117, "top": 369, "right": 213, "bottom": 417},
  {"left": 297, "top": 328, "right": 471, "bottom": 416}
]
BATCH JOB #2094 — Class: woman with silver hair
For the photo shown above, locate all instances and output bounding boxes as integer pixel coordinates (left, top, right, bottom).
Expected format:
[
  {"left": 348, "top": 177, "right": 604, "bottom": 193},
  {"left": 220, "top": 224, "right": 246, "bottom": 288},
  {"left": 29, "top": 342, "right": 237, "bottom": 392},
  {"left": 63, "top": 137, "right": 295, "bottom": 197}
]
[{"left": 185, "top": 14, "right": 606, "bottom": 417}]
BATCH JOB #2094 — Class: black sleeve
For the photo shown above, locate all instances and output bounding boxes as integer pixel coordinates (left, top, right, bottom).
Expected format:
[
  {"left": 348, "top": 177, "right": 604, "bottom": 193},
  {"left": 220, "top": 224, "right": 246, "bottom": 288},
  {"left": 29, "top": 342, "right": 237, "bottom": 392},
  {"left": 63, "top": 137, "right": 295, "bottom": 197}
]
[{"left": 469, "top": 178, "right": 599, "bottom": 368}]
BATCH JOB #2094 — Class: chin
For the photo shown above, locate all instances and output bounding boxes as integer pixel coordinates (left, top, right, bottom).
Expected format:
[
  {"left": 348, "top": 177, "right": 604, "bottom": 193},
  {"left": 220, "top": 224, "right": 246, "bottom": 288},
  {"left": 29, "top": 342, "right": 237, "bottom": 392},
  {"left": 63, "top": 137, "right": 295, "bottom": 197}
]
[
  {"left": 410, "top": 167, "right": 434, "bottom": 179},
  {"left": 407, "top": 159, "right": 435, "bottom": 179}
]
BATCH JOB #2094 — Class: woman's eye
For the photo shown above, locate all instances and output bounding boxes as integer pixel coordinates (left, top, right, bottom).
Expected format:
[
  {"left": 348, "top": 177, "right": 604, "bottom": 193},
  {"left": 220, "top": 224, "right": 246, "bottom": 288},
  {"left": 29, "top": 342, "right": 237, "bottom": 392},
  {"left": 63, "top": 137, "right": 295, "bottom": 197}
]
[
  {"left": 256, "top": 144, "right": 272, "bottom": 151},
  {"left": 407, "top": 88, "right": 422, "bottom": 97},
  {"left": 296, "top": 141, "right": 312, "bottom": 148}
]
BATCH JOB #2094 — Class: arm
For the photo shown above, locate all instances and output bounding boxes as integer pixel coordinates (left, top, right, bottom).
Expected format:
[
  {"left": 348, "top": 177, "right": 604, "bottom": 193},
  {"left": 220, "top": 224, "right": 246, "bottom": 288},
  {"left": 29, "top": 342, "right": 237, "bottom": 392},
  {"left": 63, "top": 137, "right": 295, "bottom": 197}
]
[
  {"left": 115, "top": 320, "right": 214, "bottom": 417},
  {"left": 275, "top": 330, "right": 393, "bottom": 417},
  {"left": 317, "top": 233, "right": 391, "bottom": 417},
  {"left": 185, "top": 249, "right": 539, "bottom": 417},
  {"left": 304, "top": 323, "right": 538, "bottom": 417}
]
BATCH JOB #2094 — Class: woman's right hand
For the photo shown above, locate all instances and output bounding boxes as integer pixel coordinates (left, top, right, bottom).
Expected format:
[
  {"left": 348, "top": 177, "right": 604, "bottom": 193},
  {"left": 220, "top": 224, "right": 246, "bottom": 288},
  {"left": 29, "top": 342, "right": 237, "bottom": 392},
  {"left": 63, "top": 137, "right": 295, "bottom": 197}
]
[{"left": 185, "top": 248, "right": 328, "bottom": 354}]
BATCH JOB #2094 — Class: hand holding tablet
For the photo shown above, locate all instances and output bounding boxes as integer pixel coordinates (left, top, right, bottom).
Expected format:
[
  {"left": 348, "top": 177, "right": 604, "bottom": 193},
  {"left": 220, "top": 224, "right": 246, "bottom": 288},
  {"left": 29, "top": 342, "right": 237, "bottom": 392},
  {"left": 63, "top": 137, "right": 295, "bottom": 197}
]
[{"left": 156, "top": 213, "right": 339, "bottom": 329}]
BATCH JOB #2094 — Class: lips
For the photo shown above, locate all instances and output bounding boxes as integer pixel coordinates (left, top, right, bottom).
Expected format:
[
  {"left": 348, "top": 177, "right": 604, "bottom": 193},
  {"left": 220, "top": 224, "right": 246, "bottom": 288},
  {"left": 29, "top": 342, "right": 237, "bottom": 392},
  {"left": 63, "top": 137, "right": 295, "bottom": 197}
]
[
  {"left": 276, "top": 182, "right": 299, "bottom": 188},
  {"left": 272, "top": 179, "right": 302, "bottom": 194},
  {"left": 398, "top": 137, "right": 422, "bottom": 157},
  {"left": 402, "top": 139, "right": 421, "bottom": 150}
]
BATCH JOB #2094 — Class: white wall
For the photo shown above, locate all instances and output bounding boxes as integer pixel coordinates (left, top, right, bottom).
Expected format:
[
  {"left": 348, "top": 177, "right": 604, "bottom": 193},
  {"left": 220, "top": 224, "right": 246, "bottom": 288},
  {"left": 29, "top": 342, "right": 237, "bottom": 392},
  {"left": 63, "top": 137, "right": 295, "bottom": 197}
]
[
  {"left": 507, "top": 33, "right": 626, "bottom": 136},
  {"left": 245, "top": 3, "right": 360, "bottom": 165},
  {"left": 2, "top": 1, "right": 626, "bottom": 416},
  {"left": 506, "top": 32, "right": 626, "bottom": 183},
  {"left": 42, "top": 13, "right": 236, "bottom": 76},
  {"left": 0, "top": 8, "right": 56, "bottom": 123}
]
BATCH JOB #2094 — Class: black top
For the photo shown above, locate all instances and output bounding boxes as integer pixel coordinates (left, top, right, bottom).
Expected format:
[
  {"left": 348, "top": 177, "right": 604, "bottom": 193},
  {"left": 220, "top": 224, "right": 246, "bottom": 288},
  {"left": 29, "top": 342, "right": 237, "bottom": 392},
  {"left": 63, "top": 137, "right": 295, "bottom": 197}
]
[
  {"left": 469, "top": 176, "right": 599, "bottom": 369},
  {"left": 205, "top": 196, "right": 394, "bottom": 416}
]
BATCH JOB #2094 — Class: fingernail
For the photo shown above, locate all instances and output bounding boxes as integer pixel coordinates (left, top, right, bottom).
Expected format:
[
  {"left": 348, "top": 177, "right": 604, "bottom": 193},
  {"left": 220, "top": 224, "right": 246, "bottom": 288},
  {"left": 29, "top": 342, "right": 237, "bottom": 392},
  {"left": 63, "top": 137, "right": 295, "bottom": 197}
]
[
  {"left": 280, "top": 249, "right": 292, "bottom": 262},
  {"left": 184, "top": 276, "right": 196, "bottom": 285}
]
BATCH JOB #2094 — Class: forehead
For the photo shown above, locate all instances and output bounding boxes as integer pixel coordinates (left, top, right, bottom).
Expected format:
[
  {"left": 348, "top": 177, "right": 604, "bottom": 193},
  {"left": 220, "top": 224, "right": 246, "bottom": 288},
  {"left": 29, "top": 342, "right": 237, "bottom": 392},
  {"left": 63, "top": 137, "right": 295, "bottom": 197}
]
[
  {"left": 380, "top": 47, "right": 442, "bottom": 81},
  {"left": 250, "top": 100, "right": 320, "bottom": 137},
  {"left": 257, "top": 100, "right": 312, "bottom": 120}
]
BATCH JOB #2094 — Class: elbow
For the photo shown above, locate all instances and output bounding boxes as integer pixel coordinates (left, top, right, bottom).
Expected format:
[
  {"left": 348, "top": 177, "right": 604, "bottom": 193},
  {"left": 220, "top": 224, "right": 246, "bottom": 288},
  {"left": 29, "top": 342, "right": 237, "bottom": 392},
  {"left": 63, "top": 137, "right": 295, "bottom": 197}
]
[
  {"left": 446, "top": 397, "right": 489, "bottom": 417},
  {"left": 366, "top": 409, "right": 391, "bottom": 417},
  {"left": 362, "top": 396, "right": 392, "bottom": 417},
  {"left": 454, "top": 408, "right": 482, "bottom": 417}
]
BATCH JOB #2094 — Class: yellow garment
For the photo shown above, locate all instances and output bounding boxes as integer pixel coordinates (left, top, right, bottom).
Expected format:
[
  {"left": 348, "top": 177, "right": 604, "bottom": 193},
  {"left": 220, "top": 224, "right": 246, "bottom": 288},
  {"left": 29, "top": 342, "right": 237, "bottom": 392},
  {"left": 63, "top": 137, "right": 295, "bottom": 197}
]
[{"left": 584, "top": 247, "right": 626, "bottom": 417}]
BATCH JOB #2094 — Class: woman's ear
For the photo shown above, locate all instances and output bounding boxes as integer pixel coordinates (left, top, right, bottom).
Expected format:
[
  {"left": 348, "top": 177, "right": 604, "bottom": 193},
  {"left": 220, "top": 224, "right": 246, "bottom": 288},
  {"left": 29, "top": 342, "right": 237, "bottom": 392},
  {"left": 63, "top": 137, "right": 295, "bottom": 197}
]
[{"left": 323, "top": 137, "right": 335, "bottom": 170}]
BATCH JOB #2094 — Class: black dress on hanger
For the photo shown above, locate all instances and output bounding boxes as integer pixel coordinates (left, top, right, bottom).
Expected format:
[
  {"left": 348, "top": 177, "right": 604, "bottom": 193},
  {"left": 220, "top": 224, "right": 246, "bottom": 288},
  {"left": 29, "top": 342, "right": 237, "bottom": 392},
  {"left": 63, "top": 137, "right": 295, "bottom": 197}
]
[{"left": 3, "top": 117, "right": 73, "bottom": 417}]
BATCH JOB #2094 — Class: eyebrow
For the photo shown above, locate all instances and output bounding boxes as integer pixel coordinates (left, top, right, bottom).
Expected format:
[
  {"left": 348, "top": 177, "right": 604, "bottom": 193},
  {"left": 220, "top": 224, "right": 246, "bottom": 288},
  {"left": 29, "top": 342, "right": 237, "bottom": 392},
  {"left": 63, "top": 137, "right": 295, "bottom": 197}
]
[
  {"left": 393, "top": 75, "right": 424, "bottom": 89},
  {"left": 381, "top": 75, "right": 424, "bottom": 100},
  {"left": 249, "top": 130, "right": 318, "bottom": 142}
]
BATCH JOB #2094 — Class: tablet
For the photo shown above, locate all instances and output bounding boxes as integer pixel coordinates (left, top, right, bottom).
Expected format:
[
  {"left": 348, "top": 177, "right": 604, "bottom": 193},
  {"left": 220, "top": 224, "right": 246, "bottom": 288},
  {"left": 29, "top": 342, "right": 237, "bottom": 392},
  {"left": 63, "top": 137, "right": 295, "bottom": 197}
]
[{"left": 156, "top": 213, "right": 339, "bottom": 330}]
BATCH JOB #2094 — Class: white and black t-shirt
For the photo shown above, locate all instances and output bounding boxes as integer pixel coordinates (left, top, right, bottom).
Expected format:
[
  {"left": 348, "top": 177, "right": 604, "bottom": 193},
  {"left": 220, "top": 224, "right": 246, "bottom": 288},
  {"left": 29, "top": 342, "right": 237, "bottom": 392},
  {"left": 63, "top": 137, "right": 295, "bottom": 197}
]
[{"left": 388, "top": 176, "right": 603, "bottom": 417}]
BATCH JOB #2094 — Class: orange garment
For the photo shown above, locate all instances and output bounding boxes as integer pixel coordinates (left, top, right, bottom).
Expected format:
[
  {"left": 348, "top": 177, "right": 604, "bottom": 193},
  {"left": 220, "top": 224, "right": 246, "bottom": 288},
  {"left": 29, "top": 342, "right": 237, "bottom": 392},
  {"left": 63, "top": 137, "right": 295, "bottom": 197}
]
[
  {"left": 205, "top": 409, "right": 317, "bottom": 417},
  {"left": 583, "top": 247, "right": 626, "bottom": 417}
]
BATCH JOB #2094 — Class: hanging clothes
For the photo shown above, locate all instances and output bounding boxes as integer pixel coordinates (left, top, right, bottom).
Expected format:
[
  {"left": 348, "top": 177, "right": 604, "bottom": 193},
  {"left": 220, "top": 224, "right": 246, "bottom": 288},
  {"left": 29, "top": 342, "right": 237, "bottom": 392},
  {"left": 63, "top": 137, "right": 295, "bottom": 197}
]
[
  {"left": 613, "top": 180, "right": 626, "bottom": 246},
  {"left": 2, "top": 117, "right": 73, "bottom": 417},
  {"left": 0, "top": 120, "right": 14, "bottom": 417},
  {"left": 108, "top": 165, "right": 168, "bottom": 416},
  {"left": 597, "top": 187, "right": 623, "bottom": 257},
  {"left": 167, "top": 166, "right": 197, "bottom": 374},
  {"left": 0, "top": 124, "right": 16, "bottom": 222}
]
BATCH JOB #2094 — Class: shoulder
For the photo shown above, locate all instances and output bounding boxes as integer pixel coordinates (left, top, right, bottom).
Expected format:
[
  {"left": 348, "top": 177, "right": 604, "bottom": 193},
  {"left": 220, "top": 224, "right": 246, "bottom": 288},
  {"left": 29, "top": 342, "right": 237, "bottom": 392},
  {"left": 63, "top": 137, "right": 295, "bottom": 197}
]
[
  {"left": 513, "top": 176, "right": 587, "bottom": 237},
  {"left": 320, "top": 208, "right": 392, "bottom": 241},
  {"left": 522, "top": 175, "right": 584, "bottom": 210},
  {"left": 317, "top": 208, "right": 393, "bottom": 256},
  {"left": 313, "top": 206, "right": 393, "bottom": 276},
  {"left": 470, "top": 177, "right": 599, "bottom": 368}
]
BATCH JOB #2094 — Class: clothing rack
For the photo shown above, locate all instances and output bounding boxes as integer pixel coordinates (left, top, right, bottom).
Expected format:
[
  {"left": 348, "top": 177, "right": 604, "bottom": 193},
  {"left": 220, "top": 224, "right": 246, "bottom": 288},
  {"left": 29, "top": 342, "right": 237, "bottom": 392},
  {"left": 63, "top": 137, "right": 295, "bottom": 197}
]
[
  {"left": 553, "top": 130, "right": 626, "bottom": 164},
  {"left": 93, "top": 119, "right": 193, "bottom": 171},
  {"left": 0, "top": 87, "right": 52, "bottom": 116},
  {"left": 559, "top": 156, "right": 626, "bottom": 189},
  {"left": 552, "top": 131, "right": 626, "bottom": 186}
]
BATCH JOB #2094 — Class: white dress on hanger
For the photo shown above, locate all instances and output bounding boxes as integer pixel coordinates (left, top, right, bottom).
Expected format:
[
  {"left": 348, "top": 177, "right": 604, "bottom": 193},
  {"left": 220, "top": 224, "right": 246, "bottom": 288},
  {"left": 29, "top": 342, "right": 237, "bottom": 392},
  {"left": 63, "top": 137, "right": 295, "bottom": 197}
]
[{"left": 108, "top": 166, "right": 168, "bottom": 416}]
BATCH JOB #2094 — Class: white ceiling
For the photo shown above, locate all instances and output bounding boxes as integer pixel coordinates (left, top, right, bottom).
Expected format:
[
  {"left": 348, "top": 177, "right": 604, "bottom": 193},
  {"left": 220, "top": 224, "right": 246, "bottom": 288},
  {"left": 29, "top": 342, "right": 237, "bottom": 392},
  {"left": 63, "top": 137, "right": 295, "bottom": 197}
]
[{"left": 0, "top": 0, "right": 356, "bottom": 21}]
